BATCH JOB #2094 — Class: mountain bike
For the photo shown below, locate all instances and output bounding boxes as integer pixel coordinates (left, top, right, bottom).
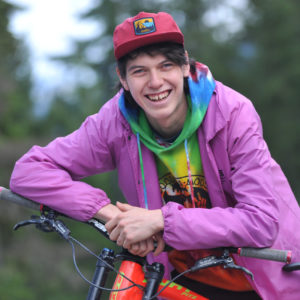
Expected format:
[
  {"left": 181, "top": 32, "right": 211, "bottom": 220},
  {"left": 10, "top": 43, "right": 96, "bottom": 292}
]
[{"left": 1, "top": 186, "right": 299, "bottom": 300}]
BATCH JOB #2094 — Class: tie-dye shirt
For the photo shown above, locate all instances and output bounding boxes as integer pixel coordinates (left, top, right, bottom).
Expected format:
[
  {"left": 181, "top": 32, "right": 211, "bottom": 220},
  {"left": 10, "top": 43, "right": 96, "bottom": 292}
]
[{"left": 155, "top": 131, "right": 211, "bottom": 209}]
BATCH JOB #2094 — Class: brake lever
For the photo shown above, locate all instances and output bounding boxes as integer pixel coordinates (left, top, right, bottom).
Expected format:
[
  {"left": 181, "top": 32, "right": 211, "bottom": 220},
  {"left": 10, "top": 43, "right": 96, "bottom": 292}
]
[
  {"left": 221, "top": 248, "right": 254, "bottom": 280},
  {"left": 13, "top": 215, "right": 53, "bottom": 232},
  {"left": 190, "top": 255, "right": 228, "bottom": 272},
  {"left": 13, "top": 213, "right": 71, "bottom": 240},
  {"left": 225, "top": 259, "right": 254, "bottom": 280},
  {"left": 190, "top": 249, "right": 254, "bottom": 280}
]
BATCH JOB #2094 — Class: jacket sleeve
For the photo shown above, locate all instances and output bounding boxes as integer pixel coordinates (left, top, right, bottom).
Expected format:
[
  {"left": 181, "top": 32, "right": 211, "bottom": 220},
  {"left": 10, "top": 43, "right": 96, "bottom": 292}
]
[
  {"left": 10, "top": 111, "right": 116, "bottom": 221},
  {"left": 161, "top": 89, "right": 280, "bottom": 250}
]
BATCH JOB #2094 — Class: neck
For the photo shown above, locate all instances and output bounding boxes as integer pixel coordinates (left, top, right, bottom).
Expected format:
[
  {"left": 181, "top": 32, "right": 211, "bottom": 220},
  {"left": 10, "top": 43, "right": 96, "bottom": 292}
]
[
  {"left": 149, "top": 116, "right": 185, "bottom": 138},
  {"left": 147, "top": 103, "right": 187, "bottom": 139}
]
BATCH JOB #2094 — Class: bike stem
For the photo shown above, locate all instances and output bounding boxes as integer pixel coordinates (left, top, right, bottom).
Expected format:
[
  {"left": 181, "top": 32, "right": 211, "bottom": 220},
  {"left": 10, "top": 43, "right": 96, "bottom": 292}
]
[{"left": 142, "top": 262, "right": 165, "bottom": 300}]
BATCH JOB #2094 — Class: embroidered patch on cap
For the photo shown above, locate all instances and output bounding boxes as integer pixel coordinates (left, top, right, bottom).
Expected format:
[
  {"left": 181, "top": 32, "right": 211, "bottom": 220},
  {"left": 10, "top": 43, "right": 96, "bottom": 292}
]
[{"left": 133, "top": 17, "right": 156, "bottom": 35}]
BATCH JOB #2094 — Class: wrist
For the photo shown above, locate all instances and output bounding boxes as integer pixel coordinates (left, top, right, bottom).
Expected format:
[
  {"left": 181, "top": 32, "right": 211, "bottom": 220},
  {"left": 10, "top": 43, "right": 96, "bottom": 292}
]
[
  {"left": 94, "top": 204, "right": 120, "bottom": 222},
  {"left": 152, "top": 209, "right": 164, "bottom": 232}
]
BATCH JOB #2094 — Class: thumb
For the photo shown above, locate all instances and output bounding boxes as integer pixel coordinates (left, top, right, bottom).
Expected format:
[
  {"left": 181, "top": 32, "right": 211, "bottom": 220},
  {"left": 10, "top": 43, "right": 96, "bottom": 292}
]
[{"left": 116, "top": 201, "right": 133, "bottom": 211}]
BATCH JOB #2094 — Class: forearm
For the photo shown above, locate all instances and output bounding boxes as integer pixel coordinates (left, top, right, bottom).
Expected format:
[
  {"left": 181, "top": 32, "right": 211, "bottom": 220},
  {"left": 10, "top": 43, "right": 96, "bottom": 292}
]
[
  {"left": 162, "top": 202, "right": 278, "bottom": 250},
  {"left": 10, "top": 116, "right": 116, "bottom": 221},
  {"left": 10, "top": 145, "right": 110, "bottom": 221}
]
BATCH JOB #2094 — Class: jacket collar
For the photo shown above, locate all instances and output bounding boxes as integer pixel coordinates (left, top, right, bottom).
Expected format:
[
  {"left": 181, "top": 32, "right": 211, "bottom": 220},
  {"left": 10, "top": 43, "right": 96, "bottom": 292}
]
[
  {"left": 116, "top": 89, "right": 132, "bottom": 133},
  {"left": 200, "top": 81, "right": 227, "bottom": 143}
]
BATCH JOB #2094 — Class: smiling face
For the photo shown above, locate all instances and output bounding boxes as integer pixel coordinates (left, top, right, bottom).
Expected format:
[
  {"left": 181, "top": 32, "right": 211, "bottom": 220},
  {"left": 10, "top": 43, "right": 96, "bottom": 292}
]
[{"left": 118, "top": 52, "right": 190, "bottom": 137}]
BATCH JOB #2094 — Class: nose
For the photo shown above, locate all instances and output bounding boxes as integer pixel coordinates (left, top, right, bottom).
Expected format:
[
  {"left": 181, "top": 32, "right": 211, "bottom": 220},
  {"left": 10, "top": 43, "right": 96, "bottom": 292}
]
[{"left": 148, "top": 70, "right": 163, "bottom": 89}]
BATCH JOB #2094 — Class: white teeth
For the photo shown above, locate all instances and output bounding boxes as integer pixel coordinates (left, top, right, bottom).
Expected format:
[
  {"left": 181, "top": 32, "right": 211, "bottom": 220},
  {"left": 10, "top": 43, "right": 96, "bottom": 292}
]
[{"left": 148, "top": 91, "right": 169, "bottom": 101}]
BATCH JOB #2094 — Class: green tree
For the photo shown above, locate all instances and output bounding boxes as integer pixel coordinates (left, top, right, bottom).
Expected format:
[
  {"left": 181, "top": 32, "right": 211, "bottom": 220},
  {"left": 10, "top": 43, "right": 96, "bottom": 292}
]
[
  {"left": 0, "top": 1, "right": 37, "bottom": 188},
  {"left": 0, "top": 1, "right": 33, "bottom": 139},
  {"left": 234, "top": 0, "right": 300, "bottom": 198}
]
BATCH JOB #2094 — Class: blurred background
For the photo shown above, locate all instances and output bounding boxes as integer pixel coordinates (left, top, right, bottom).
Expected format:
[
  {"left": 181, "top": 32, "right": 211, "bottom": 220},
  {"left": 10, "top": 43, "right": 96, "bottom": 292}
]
[{"left": 0, "top": 0, "right": 299, "bottom": 299}]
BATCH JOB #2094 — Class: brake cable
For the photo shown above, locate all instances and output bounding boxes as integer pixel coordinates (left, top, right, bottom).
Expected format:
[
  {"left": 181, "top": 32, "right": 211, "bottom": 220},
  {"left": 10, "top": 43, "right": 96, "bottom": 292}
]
[{"left": 13, "top": 212, "right": 145, "bottom": 293}]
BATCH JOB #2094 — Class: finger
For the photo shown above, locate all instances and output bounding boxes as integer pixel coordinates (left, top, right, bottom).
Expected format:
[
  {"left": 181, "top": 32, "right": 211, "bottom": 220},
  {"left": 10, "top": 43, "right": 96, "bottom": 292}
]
[
  {"left": 116, "top": 232, "right": 126, "bottom": 247},
  {"left": 137, "top": 240, "right": 147, "bottom": 256},
  {"left": 153, "top": 234, "right": 165, "bottom": 256},
  {"left": 105, "top": 217, "right": 118, "bottom": 234},
  {"left": 138, "top": 239, "right": 154, "bottom": 257},
  {"left": 129, "top": 241, "right": 145, "bottom": 256},
  {"left": 109, "top": 225, "right": 123, "bottom": 242},
  {"left": 129, "top": 242, "right": 140, "bottom": 255},
  {"left": 143, "top": 238, "right": 154, "bottom": 257}
]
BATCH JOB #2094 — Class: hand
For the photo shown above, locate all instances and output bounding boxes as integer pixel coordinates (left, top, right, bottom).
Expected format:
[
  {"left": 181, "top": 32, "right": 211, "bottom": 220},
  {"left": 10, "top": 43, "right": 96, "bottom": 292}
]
[
  {"left": 105, "top": 202, "right": 164, "bottom": 250},
  {"left": 129, "top": 238, "right": 154, "bottom": 257},
  {"left": 128, "top": 233, "right": 165, "bottom": 257}
]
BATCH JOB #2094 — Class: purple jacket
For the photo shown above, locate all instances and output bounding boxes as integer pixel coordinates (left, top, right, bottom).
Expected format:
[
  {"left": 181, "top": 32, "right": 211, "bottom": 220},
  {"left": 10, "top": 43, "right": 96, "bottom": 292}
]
[{"left": 10, "top": 81, "right": 300, "bottom": 299}]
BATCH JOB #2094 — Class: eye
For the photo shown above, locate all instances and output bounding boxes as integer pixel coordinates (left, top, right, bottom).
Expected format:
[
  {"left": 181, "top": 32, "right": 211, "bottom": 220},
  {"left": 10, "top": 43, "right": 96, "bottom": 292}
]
[
  {"left": 134, "top": 69, "right": 144, "bottom": 74},
  {"left": 130, "top": 68, "right": 145, "bottom": 76},
  {"left": 161, "top": 62, "right": 174, "bottom": 70}
]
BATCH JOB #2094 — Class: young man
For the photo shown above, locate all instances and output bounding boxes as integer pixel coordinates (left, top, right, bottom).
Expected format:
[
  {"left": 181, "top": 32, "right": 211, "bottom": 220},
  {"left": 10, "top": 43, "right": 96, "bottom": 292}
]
[{"left": 10, "top": 12, "right": 300, "bottom": 299}]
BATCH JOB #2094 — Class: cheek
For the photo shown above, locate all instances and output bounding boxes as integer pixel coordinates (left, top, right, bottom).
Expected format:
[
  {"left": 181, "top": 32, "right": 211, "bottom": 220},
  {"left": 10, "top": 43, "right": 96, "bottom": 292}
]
[
  {"left": 127, "top": 80, "right": 143, "bottom": 96},
  {"left": 126, "top": 83, "right": 142, "bottom": 105},
  {"left": 168, "top": 70, "right": 186, "bottom": 88},
  {"left": 172, "top": 76, "right": 185, "bottom": 93}
]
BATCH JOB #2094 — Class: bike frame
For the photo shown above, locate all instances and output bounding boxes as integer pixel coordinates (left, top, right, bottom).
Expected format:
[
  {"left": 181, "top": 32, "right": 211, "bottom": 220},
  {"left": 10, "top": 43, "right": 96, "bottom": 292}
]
[
  {"left": 109, "top": 259, "right": 208, "bottom": 300},
  {"left": 85, "top": 246, "right": 208, "bottom": 300}
]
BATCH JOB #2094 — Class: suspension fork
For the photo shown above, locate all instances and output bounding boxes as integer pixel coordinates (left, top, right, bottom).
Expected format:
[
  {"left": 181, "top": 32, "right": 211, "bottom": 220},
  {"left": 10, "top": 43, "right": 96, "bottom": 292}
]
[{"left": 86, "top": 248, "right": 115, "bottom": 300}]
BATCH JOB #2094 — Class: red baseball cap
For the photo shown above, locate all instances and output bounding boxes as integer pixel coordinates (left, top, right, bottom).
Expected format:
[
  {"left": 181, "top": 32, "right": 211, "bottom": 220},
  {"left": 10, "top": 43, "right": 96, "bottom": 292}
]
[{"left": 113, "top": 12, "right": 184, "bottom": 60}]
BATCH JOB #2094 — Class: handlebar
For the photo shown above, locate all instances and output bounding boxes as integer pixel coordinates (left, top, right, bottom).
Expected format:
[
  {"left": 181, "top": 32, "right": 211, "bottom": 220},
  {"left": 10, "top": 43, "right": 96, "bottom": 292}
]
[
  {"left": 0, "top": 187, "right": 294, "bottom": 264},
  {"left": 235, "top": 247, "right": 292, "bottom": 264},
  {"left": 0, "top": 186, "right": 110, "bottom": 240},
  {"left": 0, "top": 186, "right": 40, "bottom": 211}
]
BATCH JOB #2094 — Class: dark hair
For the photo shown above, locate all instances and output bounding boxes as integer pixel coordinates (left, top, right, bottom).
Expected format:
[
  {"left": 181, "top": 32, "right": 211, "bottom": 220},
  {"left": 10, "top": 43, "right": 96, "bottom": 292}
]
[{"left": 116, "top": 42, "right": 196, "bottom": 107}]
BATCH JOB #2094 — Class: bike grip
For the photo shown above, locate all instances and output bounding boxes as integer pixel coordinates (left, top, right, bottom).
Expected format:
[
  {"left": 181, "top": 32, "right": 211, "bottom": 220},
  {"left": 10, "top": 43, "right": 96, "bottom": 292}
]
[
  {"left": 238, "top": 247, "right": 292, "bottom": 263},
  {"left": 0, "top": 187, "right": 40, "bottom": 211}
]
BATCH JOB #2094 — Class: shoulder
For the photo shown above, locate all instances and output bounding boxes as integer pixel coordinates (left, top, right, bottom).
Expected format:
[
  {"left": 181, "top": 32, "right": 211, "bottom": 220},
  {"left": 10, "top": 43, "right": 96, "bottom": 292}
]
[
  {"left": 74, "top": 90, "right": 131, "bottom": 151},
  {"left": 202, "top": 81, "right": 262, "bottom": 139},
  {"left": 213, "top": 81, "right": 257, "bottom": 120},
  {"left": 95, "top": 90, "right": 123, "bottom": 122},
  {"left": 87, "top": 90, "right": 130, "bottom": 133},
  {"left": 211, "top": 81, "right": 262, "bottom": 125}
]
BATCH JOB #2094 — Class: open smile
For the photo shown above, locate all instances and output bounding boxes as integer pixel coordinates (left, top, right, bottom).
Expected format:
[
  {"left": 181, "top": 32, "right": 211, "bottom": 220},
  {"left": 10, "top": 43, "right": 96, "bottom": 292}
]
[{"left": 146, "top": 90, "right": 171, "bottom": 102}]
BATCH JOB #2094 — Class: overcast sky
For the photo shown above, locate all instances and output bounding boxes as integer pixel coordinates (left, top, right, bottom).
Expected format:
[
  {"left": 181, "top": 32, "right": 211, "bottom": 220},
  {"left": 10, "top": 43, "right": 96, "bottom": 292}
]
[
  {"left": 6, "top": 0, "right": 100, "bottom": 113},
  {"left": 8, "top": 0, "right": 99, "bottom": 59}
]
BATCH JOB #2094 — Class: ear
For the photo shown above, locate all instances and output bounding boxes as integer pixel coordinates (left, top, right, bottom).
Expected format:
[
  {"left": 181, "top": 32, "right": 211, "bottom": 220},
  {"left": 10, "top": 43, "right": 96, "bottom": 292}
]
[
  {"left": 183, "top": 51, "right": 190, "bottom": 77},
  {"left": 116, "top": 67, "right": 129, "bottom": 91}
]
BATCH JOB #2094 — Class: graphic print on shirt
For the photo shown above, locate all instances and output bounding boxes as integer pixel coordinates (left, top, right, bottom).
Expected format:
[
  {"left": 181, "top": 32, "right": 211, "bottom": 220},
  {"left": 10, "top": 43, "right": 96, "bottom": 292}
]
[
  {"left": 155, "top": 132, "right": 211, "bottom": 209},
  {"left": 159, "top": 172, "right": 211, "bottom": 208}
]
